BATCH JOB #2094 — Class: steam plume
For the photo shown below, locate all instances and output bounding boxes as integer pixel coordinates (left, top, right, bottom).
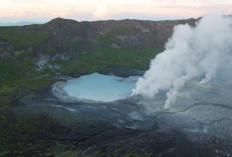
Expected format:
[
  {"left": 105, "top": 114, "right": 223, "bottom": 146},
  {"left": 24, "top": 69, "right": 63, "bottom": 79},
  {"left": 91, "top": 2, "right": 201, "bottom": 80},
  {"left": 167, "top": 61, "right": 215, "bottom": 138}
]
[{"left": 132, "top": 14, "right": 232, "bottom": 109}]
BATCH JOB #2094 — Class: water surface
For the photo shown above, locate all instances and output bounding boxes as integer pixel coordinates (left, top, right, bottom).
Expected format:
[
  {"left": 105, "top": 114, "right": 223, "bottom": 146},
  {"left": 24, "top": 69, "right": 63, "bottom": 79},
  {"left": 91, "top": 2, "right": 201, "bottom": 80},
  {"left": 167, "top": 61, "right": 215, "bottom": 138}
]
[{"left": 63, "top": 73, "right": 137, "bottom": 102}]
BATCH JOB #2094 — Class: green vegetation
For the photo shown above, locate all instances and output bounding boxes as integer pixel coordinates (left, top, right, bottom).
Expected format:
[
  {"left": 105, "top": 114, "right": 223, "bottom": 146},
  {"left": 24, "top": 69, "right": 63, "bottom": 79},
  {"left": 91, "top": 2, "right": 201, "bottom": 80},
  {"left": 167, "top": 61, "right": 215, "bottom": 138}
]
[
  {"left": 0, "top": 58, "right": 30, "bottom": 85},
  {"left": 97, "top": 26, "right": 139, "bottom": 45},
  {"left": 44, "top": 47, "right": 56, "bottom": 55},
  {"left": 65, "top": 39, "right": 93, "bottom": 52},
  {"left": 0, "top": 75, "right": 55, "bottom": 108},
  {"left": 97, "top": 34, "right": 122, "bottom": 45},
  {"left": 14, "top": 50, "right": 33, "bottom": 57},
  {"left": 108, "top": 26, "right": 140, "bottom": 35},
  {"left": 0, "top": 57, "right": 55, "bottom": 108},
  {"left": 0, "top": 45, "right": 161, "bottom": 107},
  {"left": 56, "top": 150, "right": 80, "bottom": 157},
  {"left": 0, "top": 26, "right": 49, "bottom": 49},
  {"left": 0, "top": 111, "right": 68, "bottom": 157},
  {"left": 123, "top": 153, "right": 153, "bottom": 157},
  {"left": 55, "top": 47, "right": 161, "bottom": 76},
  {"left": 26, "top": 76, "right": 55, "bottom": 90}
]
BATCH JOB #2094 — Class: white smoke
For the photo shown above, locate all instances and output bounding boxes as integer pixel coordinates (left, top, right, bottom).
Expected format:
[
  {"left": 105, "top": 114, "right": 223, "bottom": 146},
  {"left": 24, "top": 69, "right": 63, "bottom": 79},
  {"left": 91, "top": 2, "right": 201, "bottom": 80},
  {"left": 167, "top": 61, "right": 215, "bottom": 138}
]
[{"left": 132, "top": 14, "right": 232, "bottom": 109}]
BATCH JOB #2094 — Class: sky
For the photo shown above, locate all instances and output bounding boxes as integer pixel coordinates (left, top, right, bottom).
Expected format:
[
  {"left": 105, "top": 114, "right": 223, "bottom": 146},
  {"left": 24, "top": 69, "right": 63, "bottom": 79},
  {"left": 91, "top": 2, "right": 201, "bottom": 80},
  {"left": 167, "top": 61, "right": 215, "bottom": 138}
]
[{"left": 0, "top": 0, "right": 232, "bottom": 23}]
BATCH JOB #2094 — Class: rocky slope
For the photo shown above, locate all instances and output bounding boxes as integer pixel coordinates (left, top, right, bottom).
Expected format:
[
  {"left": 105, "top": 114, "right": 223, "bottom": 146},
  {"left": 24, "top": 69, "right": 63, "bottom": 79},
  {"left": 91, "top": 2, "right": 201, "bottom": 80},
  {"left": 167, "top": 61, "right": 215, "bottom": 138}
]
[{"left": 0, "top": 17, "right": 196, "bottom": 60}]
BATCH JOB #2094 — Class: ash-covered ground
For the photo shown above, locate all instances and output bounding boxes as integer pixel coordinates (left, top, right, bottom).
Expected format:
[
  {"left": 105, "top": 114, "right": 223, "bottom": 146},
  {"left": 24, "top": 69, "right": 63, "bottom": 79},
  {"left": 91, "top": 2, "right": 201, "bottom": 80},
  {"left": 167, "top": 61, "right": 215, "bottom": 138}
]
[{"left": 14, "top": 71, "right": 232, "bottom": 157}]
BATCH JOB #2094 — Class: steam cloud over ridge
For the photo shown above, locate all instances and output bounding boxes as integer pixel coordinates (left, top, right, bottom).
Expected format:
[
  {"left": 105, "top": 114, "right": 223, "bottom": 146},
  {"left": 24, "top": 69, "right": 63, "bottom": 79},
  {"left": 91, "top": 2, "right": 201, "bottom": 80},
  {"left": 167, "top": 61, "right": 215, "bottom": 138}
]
[{"left": 132, "top": 14, "right": 232, "bottom": 109}]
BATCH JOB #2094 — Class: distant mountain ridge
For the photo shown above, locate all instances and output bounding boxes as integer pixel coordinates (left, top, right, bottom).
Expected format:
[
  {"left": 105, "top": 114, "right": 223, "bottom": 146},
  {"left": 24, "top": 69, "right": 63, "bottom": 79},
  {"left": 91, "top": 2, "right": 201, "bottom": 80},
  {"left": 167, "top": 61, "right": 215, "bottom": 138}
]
[
  {"left": 0, "top": 21, "right": 42, "bottom": 26},
  {"left": 0, "top": 17, "right": 197, "bottom": 60}
]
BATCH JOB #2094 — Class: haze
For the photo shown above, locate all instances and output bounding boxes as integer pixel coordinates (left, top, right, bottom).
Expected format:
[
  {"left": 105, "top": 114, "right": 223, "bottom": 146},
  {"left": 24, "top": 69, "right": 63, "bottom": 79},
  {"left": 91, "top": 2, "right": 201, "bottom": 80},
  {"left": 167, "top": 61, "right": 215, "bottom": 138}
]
[{"left": 1, "top": 0, "right": 232, "bottom": 23}]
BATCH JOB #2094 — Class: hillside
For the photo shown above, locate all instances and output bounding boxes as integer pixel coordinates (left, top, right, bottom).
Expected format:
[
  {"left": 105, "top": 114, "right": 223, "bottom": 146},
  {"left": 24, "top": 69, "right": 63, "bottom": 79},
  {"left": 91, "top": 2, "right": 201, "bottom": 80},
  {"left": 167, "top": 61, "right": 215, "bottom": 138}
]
[
  {"left": 0, "top": 17, "right": 197, "bottom": 107},
  {"left": 0, "top": 18, "right": 196, "bottom": 59},
  {"left": 0, "top": 17, "right": 196, "bottom": 76}
]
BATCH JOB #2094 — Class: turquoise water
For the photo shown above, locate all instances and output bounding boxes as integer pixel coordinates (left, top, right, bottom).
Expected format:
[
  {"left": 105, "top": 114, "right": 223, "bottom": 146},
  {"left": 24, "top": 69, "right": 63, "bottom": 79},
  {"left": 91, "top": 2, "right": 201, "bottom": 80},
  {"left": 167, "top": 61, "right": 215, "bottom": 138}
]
[{"left": 63, "top": 73, "right": 137, "bottom": 102}]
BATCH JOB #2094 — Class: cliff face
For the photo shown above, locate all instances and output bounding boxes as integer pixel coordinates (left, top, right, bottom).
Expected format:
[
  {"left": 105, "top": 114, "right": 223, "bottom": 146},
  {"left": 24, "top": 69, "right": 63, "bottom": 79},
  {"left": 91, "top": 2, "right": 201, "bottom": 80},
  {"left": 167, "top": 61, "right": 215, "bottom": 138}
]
[{"left": 0, "top": 17, "right": 196, "bottom": 60}]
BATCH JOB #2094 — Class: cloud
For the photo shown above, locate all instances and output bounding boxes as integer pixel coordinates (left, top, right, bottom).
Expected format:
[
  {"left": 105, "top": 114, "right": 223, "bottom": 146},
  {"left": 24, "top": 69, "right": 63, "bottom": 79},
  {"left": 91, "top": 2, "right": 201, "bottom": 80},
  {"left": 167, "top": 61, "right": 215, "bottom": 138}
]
[
  {"left": 93, "top": 2, "right": 110, "bottom": 19},
  {"left": 0, "top": 0, "right": 232, "bottom": 22}
]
